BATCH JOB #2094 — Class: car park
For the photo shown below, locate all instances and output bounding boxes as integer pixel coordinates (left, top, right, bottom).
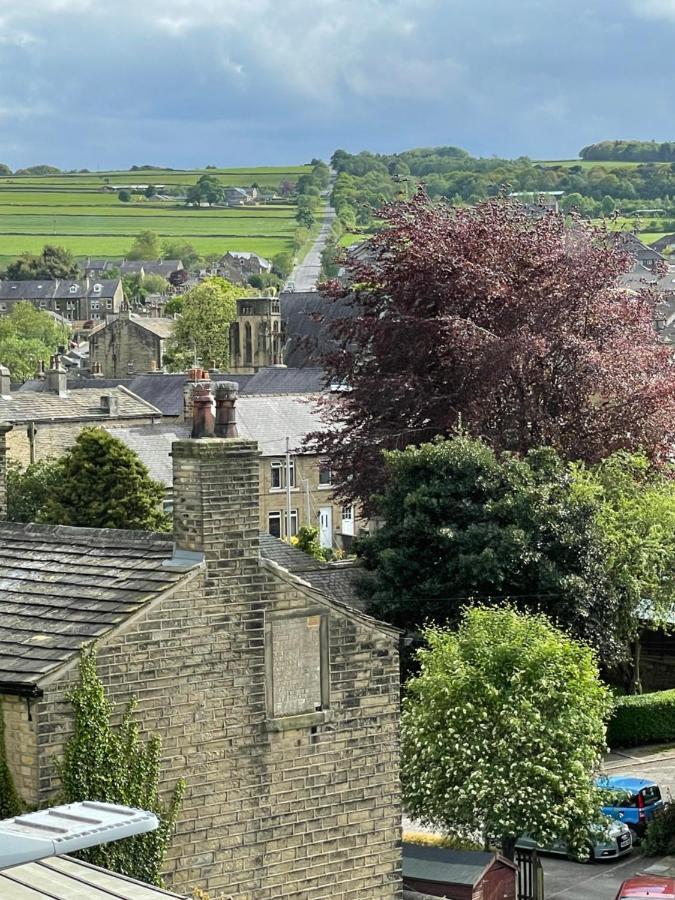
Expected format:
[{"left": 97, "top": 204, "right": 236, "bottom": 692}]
[
  {"left": 597, "top": 776, "right": 665, "bottom": 837},
  {"left": 615, "top": 875, "right": 675, "bottom": 898},
  {"left": 516, "top": 817, "right": 632, "bottom": 863}
]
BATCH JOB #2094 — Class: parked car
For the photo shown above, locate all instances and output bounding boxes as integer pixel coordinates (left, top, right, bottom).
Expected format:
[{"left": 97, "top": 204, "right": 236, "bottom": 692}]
[
  {"left": 516, "top": 817, "right": 632, "bottom": 863},
  {"left": 615, "top": 875, "right": 675, "bottom": 898},
  {"left": 596, "top": 776, "right": 665, "bottom": 837}
]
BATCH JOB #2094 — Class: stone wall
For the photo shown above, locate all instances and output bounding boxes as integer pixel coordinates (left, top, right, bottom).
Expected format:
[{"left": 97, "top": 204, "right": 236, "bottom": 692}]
[
  {"left": 89, "top": 317, "right": 164, "bottom": 377},
  {"left": 30, "top": 437, "right": 402, "bottom": 899},
  {"left": 2, "top": 693, "right": 38, "bottom": 806},
  {"left": 6, "top": 417, "right": 158, "bottom": 466}
]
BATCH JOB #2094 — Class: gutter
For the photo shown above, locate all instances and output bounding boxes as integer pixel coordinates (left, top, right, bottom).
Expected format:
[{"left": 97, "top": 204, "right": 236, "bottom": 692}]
[{"left": 0, "top": 682, "right": 43, "bottom": 699}]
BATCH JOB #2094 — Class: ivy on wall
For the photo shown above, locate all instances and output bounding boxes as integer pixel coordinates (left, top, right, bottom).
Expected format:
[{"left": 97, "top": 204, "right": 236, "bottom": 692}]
[
  {"left": 0, "top": 698, "right": 22, "bottom": 819},
  {"left": 60, "top": 645, "right": 185, "bottom": 886}
]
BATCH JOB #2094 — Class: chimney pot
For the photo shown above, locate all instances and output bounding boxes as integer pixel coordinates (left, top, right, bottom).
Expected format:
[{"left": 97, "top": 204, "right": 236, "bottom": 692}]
[
  {"left": 100, "top": 394, "right": 119, "bottom": 416},
  {"left": 46, "top": 361, "right": 68, "bottom": 397},
  {"left": 0, "top": 366, "right": 10, "bottom": 398},
  {"left": 191, "top": 382, "right": 215, "bottom": 438},
  {"left": 214, "top": 381, "right": 239, "bottom": 438}
]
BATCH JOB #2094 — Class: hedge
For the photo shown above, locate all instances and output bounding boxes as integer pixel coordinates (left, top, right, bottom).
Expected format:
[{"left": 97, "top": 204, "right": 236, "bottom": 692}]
[{"left": 607, "top": 688, "right": 675, "bottom": 748}]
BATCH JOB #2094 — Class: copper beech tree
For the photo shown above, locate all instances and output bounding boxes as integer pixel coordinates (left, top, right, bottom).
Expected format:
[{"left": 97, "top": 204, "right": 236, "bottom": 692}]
[{"left": 309, "top": 192, "right": 675, "bottom": 512}]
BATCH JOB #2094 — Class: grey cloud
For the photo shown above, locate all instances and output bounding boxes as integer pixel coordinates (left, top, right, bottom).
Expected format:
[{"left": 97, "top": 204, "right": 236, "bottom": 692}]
[{"left": 0, "top": 0, "right": 672, "bottom": 167}]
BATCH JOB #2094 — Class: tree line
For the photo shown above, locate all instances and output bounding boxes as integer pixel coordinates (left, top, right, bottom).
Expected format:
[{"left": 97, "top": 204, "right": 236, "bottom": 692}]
[{"left": 580, "top": 140, "right": 675, "bottom": 162}]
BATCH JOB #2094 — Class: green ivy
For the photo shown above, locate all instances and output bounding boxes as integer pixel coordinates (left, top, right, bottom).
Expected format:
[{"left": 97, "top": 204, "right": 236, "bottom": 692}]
[
  {"left": 60, "top": 645, "right": 185, "bottom": 886},
  {"left": 0, "top": 698, "right": 22, "bottom": 819}
]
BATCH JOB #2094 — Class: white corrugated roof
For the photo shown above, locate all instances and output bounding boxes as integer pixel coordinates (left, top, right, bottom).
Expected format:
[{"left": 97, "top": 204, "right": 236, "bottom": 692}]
[{"left": 0, "top": 856, "right": 187, "bottom": 899}]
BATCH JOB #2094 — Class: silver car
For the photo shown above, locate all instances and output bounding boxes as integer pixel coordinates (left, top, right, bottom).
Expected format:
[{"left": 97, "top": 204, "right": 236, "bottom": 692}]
[{"left": 517, "top": 818, "right": 633, "bottom": 862}]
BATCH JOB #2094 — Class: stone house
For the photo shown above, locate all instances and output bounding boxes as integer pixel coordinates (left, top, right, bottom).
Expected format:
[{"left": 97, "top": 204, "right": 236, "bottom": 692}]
[
  {"left": 83, "top": 259, "right": 184, "bottom": 280},
  {"left": 89, "top": 311, "right": 176, "bottom": 377},
  {"left": 0, "top": 363, "right": 162, "bottom": 465},
  {"left": 218, "top": 251, "right": 272, "bottom": 284},
  {"left": 0, "top": 393, "right": 402, "bottom": 898},
  {"left": 0, "top": 278, "right": 123, "bottom": 324},
  {"left": 107, "top": 389, "right": 360, "bottom": 552}
]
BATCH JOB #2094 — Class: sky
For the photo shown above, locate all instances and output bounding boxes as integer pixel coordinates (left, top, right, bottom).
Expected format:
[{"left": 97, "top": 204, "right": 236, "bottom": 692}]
[{"left": 0, "top": 0, "right": 674, "bottom": 169}]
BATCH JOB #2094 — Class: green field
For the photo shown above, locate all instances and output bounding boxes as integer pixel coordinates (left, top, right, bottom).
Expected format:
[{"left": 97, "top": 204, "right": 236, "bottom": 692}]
[
  {"left": 0, "top": 166, "right": 312, "bottom": 265},
  {"left": 536, "top": 159, "right": 657, "bottom": 169}
]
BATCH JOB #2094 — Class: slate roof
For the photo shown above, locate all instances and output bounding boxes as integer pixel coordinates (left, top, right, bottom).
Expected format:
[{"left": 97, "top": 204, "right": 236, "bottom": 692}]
[
  {"left": 0, "top": 279, "right": 120, "bottom": 302},
  {"left": 244, "top": 366, "right": 324, "bottom": 395},
  {"left": 259, "top": 533, "right": 364, "bottom": 610},
  {"left": 0, "top": 856, "right": 188, "bottom": 899},
  {"left": 236, "top": 394, "right": 322, "bottom": 455},
  {"left": 89, "top": 315, "right": 176, "bottom": 341},
  {"left": 402, "top": 844, "right": 510, "bottom": 888},
  {"left": 280, "top": 290, "right": 355, "bottom": 368},
  {"left": 620, "top": 262, "right": 675, "bottom": 294},
  {"left": 0, "top": 523, "right": 199, "bottom": 691},
  {"left": 106, "top": 425, "right": 189, "bottom": 485},
  {"left": 0, "top": 386, "right": 160, "bottom": 424},
  {"left": 612, "top": 232, "right": 667, "bottom": 263},
  {"left": 107, "top": 396, "right": 322, "bottom": 482}
]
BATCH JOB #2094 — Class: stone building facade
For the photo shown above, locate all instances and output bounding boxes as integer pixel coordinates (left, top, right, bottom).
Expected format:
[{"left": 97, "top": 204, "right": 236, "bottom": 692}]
[
  {"left": 0, "top": 365, "right": 162, "bottom": 466},
  {"left": 0, "top": 409, "right": 402, "bottom": 898},
  {"left": 230, "top": 297, "right": 283, "bottom": 373},
  {"left": 89, "top": 311, "right": 176, "bottom": 377}
]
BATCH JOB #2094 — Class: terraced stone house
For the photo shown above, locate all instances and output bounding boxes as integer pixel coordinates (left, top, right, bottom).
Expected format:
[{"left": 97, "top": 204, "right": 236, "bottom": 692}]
[{"left": 0, "top": 409, "right": 402, "bottom": 898}]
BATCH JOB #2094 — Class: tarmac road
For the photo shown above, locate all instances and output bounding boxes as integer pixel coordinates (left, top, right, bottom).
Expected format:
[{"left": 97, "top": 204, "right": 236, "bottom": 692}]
[{"left": 288, "top": 203, "right": 336, "bottom": 292}]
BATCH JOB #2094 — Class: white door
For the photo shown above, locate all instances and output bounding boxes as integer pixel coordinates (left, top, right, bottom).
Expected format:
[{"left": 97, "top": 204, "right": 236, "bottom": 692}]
[
  {"left": 341, "top": 504, "right": 355, "bottom": 537},
  {"left": 318, "top": 506, "right": 333, "bottom": 549}
]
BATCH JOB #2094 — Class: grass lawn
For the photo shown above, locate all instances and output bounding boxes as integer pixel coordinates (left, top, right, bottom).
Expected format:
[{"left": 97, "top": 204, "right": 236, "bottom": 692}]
[{"left": 0, "top": 166, "right": 310, "bottom": 263}]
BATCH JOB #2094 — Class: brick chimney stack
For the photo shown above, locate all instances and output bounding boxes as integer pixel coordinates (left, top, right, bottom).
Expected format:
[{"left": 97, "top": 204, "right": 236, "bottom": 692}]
[
  {"left": 214, "top": 382, "right": 239, "bottom": 438},
  {"left": 172, "top": 435, "right": 260, "bottom": 563},
  {"left": 46, "top": 358, "right": 68, "bottom": 397}
]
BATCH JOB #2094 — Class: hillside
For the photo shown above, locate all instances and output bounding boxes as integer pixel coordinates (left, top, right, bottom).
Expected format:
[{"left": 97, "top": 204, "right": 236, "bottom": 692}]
[{"left": 0, "top": 166, "right": 311, "bottom": 266}]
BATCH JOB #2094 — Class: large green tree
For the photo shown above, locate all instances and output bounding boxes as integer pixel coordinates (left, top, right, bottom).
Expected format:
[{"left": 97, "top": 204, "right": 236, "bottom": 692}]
[
  {"left": 402, "top": 608, "right": 612, "bottom": 860},
  {"left": 357, "top": 436, "right": 623, "bottom": 663},
  {"left": 571, "top": 452, "right": 675, "bottom": 686},
  {"left": 126, "top": 230, "right": 160, "bottom": 260},
  {"left": 0, "top": 302, "right": 71, "bottom": 381},
  {"left": 37, "top": 429, "right": 170, "bottom": 531},
  {"left": 165, "top": 277, "right": 241, "bottom": 370},
  {"left": 5, "top": 244, "right": 80, "bottom": 280}
]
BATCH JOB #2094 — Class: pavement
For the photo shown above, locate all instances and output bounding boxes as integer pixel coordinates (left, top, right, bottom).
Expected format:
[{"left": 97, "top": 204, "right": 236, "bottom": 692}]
[
  {"left": 404, "top": 745, "right": 675, "bottom": 899},
  {"left": 288, "top": 203, "right": 336, "bottom": 292}
]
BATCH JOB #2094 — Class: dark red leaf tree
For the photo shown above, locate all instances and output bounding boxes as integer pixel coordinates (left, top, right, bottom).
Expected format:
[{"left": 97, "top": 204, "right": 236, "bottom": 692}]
[{"left": 308, "top": 192, "right": 675, "bottom": 513}]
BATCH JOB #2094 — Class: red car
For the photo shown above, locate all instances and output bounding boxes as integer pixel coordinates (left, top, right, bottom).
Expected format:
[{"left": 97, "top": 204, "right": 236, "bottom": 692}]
[{"left": 616, "top": 876, "right": 675, "bottom": 898}]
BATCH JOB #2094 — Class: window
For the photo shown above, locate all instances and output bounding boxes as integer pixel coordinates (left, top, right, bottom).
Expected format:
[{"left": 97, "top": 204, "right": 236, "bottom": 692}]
[
  {"left": 268, "top": 511, "right": 281, "bottom": 538},
  {"left": 93, "top": 283, "right": 102, "bottom": 293},
  {"left": 285, "top": 509, "right": 298, "bottom": 537},
  {"left": 266, "top": 612, "right": 329, "bottom": 725},
  {"left": 270, "top": 459, "right": 295, "bottom": 490},
  {"left": 69, "top": 284, "right": 78, "bottom": 294},
  {"left": 342, "top": 505, "right": 353, "bottom": 521},
  {"left": 0, "top": 304, "right": 5, "bottom": 312},
  {"left": 319, "top": 464, "right": 332, "bottom": 486},
  {"left": 91, "top": 300, "right": 99, "bottom": 310},
  {"left": 106, "top": 300, "right": 112, "bottom": 310}
]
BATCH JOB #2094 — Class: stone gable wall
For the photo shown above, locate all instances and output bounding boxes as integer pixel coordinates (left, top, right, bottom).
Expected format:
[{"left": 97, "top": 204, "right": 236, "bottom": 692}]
[
  {"left": 89, "top": 318, "right": 165, "bottom": 378},
  {"left": 30, "top": 437, "right": 401, "bottom": 899}
]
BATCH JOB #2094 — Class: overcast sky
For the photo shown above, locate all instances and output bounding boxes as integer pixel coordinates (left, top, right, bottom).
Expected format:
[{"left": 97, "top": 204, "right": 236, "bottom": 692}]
[{"left": 0, "top": 0, "right": 672, "bottom": 169}]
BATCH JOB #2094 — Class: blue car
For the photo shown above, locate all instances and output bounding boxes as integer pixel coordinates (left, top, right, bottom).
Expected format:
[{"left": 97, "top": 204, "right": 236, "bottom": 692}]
[{"left": 596, "top": 775, "right": 664, "bottom": 837}]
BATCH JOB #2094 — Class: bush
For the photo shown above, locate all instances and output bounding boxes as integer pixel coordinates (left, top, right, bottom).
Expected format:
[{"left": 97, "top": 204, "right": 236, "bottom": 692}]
[
  {"left": 644, "top": 802, "right": 675, "bottom": 855},
  {"left": 607, "top": 689, "right": 675, "bottom": 747}
]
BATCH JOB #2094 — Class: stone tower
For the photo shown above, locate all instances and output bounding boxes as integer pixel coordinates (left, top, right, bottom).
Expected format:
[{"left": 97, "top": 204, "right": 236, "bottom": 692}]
[{"left": 229, "top": 296, "right": 283, "bottom": 373}]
